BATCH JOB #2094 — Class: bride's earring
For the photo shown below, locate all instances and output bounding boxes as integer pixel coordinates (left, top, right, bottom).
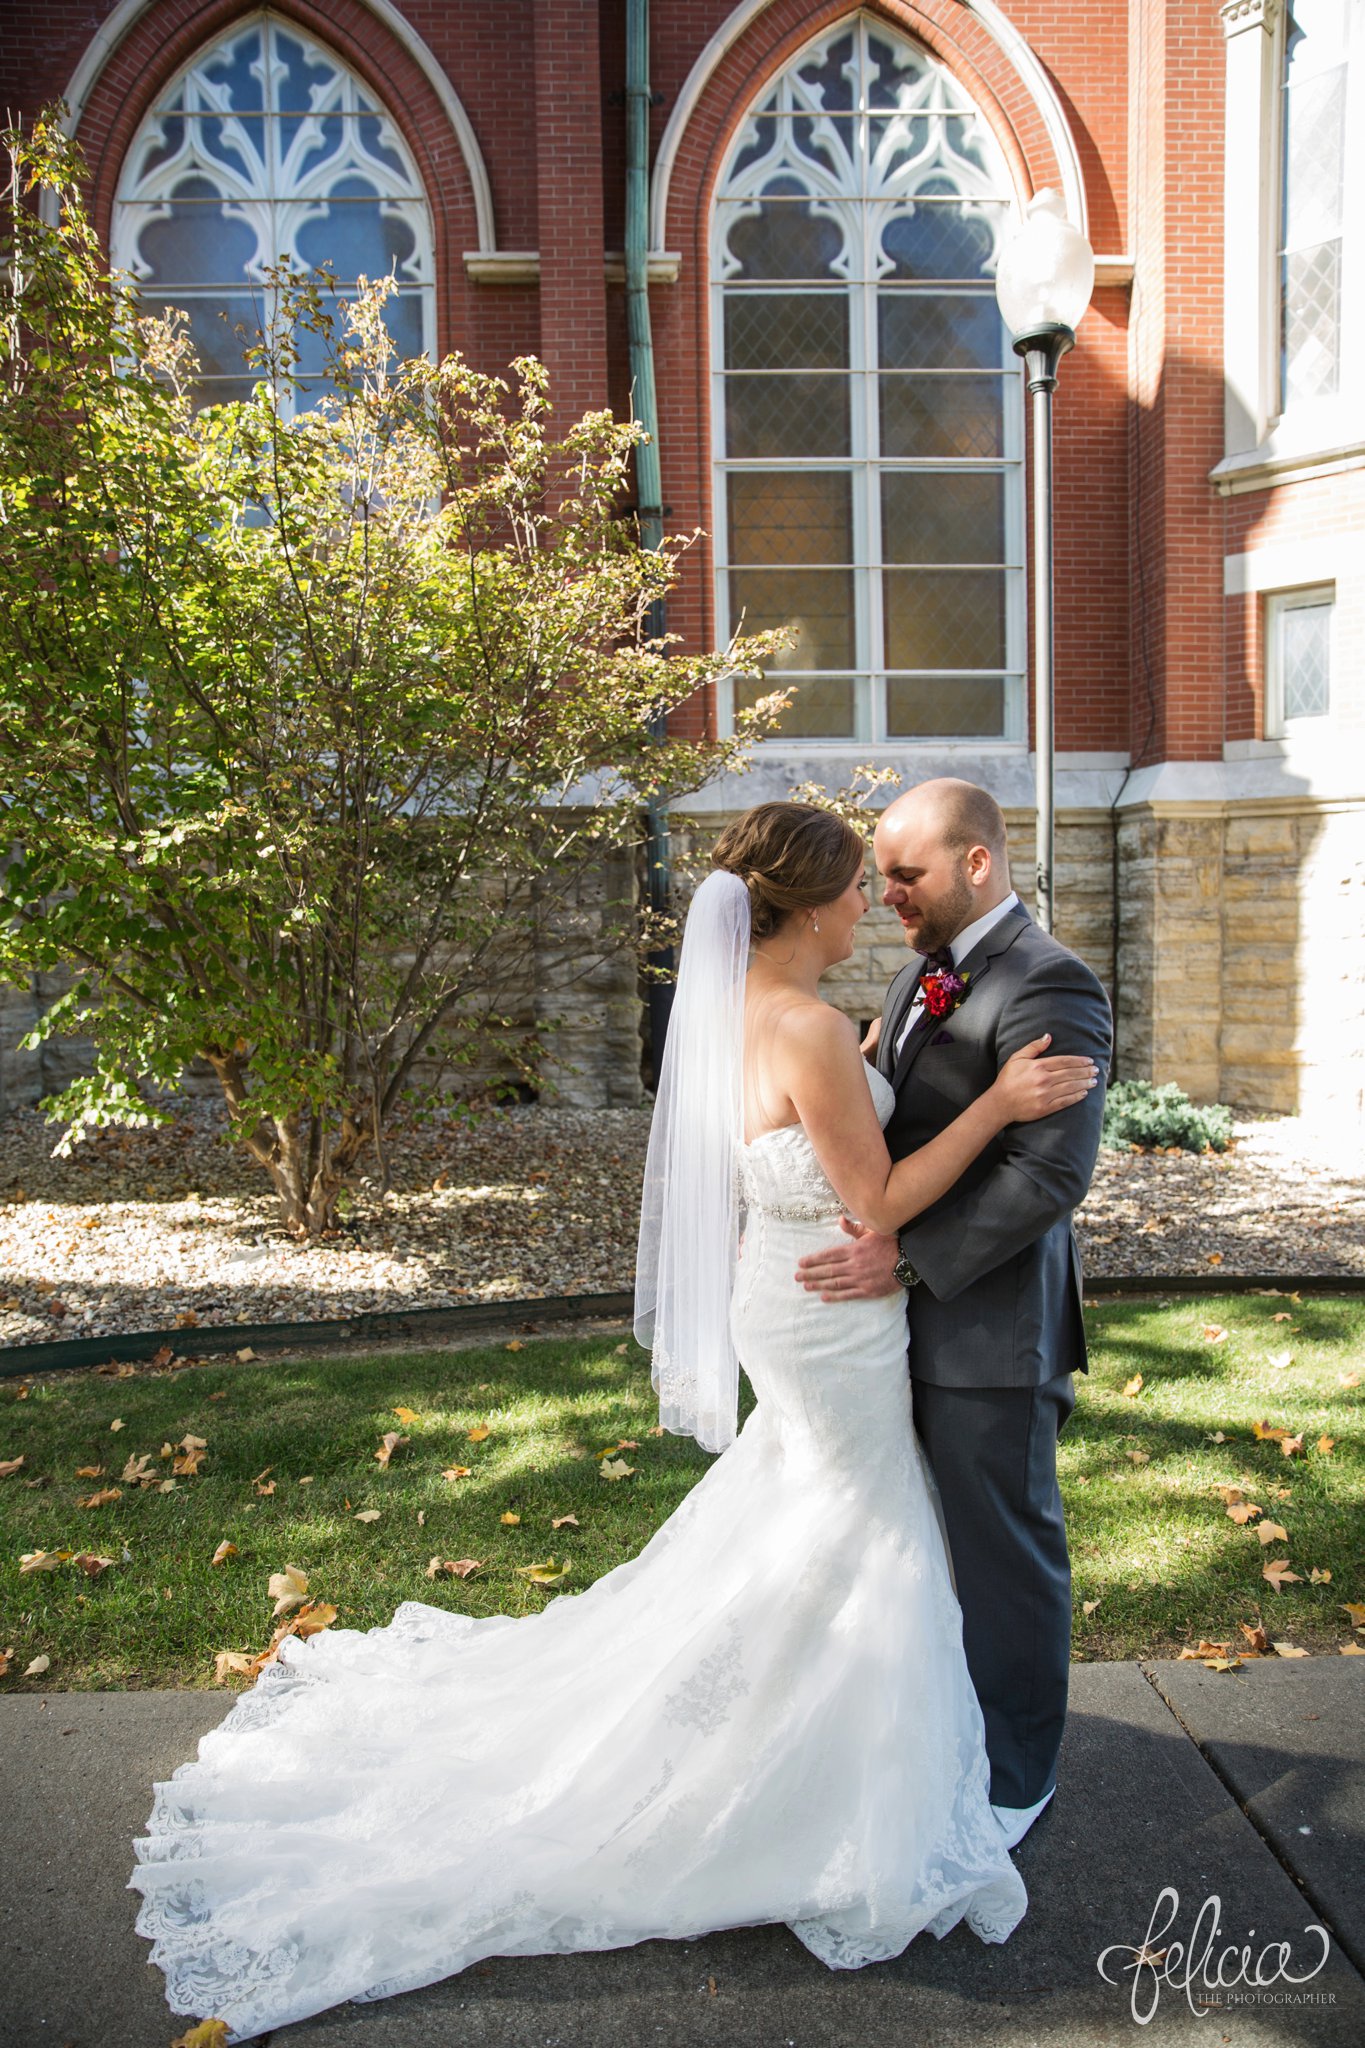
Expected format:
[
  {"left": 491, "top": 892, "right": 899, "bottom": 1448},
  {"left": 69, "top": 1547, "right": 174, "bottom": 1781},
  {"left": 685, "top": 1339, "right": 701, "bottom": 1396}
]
[{"left": 811, "top": 914, "right": 820, "bottom": 934}]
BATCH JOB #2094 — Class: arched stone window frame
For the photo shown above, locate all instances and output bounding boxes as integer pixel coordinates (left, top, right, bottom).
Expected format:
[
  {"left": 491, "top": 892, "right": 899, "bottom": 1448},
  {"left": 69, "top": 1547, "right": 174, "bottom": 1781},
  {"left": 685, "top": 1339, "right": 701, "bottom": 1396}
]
[
  {"left": 110, "top": 12, "right": 437, "bottom": 409},
  {"left": 56, "top": 0, "right": 494, "bottom": 366},
  {"left": 709, "top": 12, "right": 1026, "bottom": 746}
]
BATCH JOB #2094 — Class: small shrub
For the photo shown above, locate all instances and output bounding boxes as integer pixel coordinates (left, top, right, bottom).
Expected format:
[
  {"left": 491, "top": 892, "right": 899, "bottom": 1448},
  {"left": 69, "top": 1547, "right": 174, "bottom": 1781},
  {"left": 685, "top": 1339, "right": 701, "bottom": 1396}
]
[{"left": 1101, "top": 1079, "right": 1234, "bottom": 1154}]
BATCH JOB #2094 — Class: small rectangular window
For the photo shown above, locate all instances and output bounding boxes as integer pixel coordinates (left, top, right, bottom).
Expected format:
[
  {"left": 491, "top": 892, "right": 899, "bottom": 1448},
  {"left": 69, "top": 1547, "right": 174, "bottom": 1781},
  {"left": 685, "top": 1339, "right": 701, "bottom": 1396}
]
[{"left": 1265, "top": 585, "right": 1333, "bottom": 733}]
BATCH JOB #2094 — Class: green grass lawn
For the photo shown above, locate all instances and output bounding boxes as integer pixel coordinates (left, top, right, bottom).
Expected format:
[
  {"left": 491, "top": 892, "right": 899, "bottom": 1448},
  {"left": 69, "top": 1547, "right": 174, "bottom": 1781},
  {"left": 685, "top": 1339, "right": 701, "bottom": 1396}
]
[{"left": 1, "top": 1293, "right": 1361, "bottom": 1689}]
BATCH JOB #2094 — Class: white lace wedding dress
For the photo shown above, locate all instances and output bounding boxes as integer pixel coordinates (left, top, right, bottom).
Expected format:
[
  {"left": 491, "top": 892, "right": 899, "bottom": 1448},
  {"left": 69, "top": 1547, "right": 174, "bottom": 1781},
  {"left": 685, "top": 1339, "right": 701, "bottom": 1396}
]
[{"left": 129, "top": 1060, "right": 1026, "bottom": 2041}]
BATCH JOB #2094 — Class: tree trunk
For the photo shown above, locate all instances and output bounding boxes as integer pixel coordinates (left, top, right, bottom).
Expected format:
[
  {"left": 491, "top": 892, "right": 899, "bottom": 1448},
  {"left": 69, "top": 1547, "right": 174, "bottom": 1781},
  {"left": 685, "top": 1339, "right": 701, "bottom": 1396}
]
[{"left": 205, "top": 1051, "right": 370, "bottom": 1237}]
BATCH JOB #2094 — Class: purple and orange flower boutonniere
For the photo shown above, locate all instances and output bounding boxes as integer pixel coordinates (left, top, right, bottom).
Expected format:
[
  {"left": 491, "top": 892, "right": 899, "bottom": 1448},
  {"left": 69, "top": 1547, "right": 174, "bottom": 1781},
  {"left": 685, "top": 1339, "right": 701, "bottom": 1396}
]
[{"left": 920, "top": 967, "right": 971, "bottom": 1022}]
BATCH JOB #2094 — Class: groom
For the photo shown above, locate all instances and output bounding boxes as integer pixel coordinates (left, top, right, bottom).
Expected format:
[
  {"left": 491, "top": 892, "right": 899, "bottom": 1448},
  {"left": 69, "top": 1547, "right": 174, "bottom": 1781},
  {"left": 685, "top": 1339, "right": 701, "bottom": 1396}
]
[{"left": 796, "top": 778, "right": 1111, "bottom": 1850}]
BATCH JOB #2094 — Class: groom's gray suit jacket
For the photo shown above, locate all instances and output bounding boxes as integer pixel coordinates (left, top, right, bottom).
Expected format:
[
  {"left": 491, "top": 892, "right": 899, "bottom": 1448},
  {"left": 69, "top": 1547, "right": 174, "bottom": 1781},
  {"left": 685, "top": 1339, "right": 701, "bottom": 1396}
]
[{"left": 875, "top": 902, "right": 1112, "bottom": 1390}]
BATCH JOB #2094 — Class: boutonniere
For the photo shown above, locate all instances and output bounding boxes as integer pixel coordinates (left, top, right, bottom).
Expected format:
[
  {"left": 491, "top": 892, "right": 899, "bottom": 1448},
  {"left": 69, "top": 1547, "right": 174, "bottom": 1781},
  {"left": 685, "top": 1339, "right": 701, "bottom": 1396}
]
[{"left": 920, "top": 967, "right": 971, "bottom": 1021}]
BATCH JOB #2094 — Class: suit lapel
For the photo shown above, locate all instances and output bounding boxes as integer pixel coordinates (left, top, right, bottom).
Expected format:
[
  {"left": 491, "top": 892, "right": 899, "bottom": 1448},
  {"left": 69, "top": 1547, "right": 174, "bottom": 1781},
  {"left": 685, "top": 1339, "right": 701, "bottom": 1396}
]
[
  {"left": 878, "top": 964, "right": 920, "bottom": 1080},
  {"left": 889, "top": 901, "right": 1032, "bottom": 1094}
]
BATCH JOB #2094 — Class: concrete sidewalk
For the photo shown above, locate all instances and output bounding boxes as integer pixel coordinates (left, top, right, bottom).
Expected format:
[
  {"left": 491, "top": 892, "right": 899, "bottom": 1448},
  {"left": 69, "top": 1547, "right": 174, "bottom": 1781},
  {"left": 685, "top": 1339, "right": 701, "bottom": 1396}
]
[{"left": 3, "top": 1660, "right": 1362, "bottom": 2048}]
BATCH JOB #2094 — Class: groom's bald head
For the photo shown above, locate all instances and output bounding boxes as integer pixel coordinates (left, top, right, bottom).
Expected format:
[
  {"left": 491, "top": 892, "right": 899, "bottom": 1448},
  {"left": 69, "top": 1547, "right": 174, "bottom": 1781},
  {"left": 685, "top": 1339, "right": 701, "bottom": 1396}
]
[{"left": 873, "top": 778, "right": 1012, "bottom": 953}]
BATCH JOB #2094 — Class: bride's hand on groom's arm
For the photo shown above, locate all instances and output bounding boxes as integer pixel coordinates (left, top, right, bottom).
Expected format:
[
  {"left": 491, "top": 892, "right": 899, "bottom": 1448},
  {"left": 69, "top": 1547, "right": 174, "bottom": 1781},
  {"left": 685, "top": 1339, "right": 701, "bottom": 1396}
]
[
  {"left": 988, "top": 1035, "right": 1100, "bottom": 1125},
  {"left": 795, "top": 1217, "right": 902, "bottom": 1302}
]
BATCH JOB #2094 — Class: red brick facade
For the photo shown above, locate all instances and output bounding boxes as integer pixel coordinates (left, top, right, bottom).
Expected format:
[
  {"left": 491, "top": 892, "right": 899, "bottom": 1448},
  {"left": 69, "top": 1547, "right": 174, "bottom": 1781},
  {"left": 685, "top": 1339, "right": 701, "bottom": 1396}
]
[{"left": 4, "top": 0, "right": 1361, "bottom": 1117}]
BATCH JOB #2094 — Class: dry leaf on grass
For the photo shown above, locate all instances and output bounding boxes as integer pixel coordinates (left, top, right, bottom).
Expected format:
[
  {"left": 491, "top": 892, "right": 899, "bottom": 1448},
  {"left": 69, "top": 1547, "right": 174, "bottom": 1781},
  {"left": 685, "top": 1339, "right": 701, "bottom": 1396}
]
[
  {"left": 72, "top": 1553, "right": 115, "bottom": 1576},
  {"left": 500, "top": 1511, "right": 521, "bottom": 1526},
  {"left": 515, "top": 1557, "right": 571, "bottom": 1585},
  {"left": 1121, "top": 1373, "right": 1144, "bottom": 1397},
  {"left": 373, "top": 1432, "right": 409, "bottom": 1468},
  {"left": 77, "top": 1487, "right": 122, "bottom": 1508},
  {"left": 551, "top": 1513, "right": 580, "bottom": 1530},
  {"left": 467, "top": 1424, "right": 491, "bottom": 1443},
  {"left": 599, "top": 1457, "right": 635, "bottom": 1481},
  {"left": 211, "top": 1541, "right": 238, "bottom": 1566},
  {"left": 25, "top": 1653, "right": 50, "bottom": 1675},
  {"left": 1240, "top": 1623, "right": 1270, "bottom": 1652},
  {"left": 441, "top": 1466, "right": 473, "bottom": 1482},
  {"left": 1262, "top": 1558, "right": 1302, "bottom": 1591},
  {"left": 1201, "top": 1324, "right": 1228, "bottom": 1344},
  {"left": 1226, "top": 1502, "right": 1262, "bottom": 1524},
  {"left": 1340, "top": 1642, "right": 1365, "bottom": 1656},
  {"left": 393, "top": 1406, "right": 422, "bottom": 1424},
  {"left": 353, "top": 1508, "right": 381, "bottom": 1523},
  {"left": 1272, "top": 1641, "right": 1309, "bottom": 1658},
  {"left": 0, "top": 1456, "right": 24, "bottom": 1478},
  {"left": 1256, "top": 1520, "right": 1289, "bottom": 1546},
  {"left": 268, "top": 1565, "right": 310, "bottom": 1616}
]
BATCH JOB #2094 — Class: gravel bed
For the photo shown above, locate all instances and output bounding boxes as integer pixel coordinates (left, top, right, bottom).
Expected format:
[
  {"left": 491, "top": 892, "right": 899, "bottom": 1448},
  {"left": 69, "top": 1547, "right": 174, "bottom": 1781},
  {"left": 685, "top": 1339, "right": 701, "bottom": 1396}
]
[{"left": 1, "top": 1096, "right": 1362, "bottom": 1349}]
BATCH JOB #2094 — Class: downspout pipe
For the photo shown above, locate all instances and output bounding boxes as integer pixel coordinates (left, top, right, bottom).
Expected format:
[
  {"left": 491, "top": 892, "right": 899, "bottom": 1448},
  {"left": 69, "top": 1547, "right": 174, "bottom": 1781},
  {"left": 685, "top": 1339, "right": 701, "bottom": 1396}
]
[{"left": 625, "top": 0, "right": 674, "bottom": 1080}]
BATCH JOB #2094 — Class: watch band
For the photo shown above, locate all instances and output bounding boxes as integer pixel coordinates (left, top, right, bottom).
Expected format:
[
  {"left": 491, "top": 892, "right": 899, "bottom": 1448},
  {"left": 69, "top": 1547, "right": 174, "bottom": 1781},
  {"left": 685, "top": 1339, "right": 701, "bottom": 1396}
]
[{"left": 893, "top": 1238, "right": 921, "bottom": 1289}]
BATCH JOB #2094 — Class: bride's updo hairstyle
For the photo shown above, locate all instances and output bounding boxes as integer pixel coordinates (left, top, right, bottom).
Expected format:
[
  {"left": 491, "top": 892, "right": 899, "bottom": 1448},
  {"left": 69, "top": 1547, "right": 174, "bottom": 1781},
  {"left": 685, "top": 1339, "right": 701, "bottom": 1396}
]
[{"left": 711, "top": 802, "right": 865, "bottom": 942}]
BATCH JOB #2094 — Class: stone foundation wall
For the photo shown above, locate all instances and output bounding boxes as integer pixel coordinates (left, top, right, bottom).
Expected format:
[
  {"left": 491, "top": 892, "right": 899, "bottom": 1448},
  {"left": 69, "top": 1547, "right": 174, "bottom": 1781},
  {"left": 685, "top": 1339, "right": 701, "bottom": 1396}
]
[{"left": 4, "top": 799, "right": 1362, "bottom": 1123}]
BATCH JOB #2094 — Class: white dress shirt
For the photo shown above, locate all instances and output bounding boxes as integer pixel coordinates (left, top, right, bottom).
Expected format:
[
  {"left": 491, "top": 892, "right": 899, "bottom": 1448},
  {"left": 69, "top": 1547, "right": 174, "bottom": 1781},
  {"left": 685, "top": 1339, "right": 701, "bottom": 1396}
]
[{"left": 893, "top": 890, "right": 1021, "bottom": 1059}]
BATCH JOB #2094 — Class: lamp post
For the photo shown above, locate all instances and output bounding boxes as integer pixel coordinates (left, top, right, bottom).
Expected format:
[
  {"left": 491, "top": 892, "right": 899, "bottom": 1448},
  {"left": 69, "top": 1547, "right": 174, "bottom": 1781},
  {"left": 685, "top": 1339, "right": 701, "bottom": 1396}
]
[{"left": 994, "top": 189, "right": 1094, "bottom": 935}]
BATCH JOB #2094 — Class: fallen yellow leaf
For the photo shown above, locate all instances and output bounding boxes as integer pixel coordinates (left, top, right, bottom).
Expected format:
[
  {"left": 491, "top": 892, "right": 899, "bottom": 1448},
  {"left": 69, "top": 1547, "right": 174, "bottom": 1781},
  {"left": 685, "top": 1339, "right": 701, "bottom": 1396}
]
[
  {"left": 1262, "top": 1557, "right": 1301, "bottom": 1592},
  {"left": 599, "top": 1457, "right": 635, "bottom": 1480},
  {"left": 211, "top": 1541, "right": 238, "bottom": 1567},
  {"left": 393, "top": 1406, "right": 422, "bottom": 1424},
  {"left": 25, "top": 1653, "right": 51, "bottom": 1675},
  {"left": 353, "top": 1508, "right": 381, "bottom": 1523},
  {"left": 551, "top": 1513, "right": 580, "bottom": 1530},
  {"left": 467, "top": 1424, "right": 491, "bottom": 1443},
  {"left": 267, "top": 1564, "right": 309, "bottom": 1616},
  {"left": 500, "top": 1511, "right": 521, "bottom": 1526},
  {"left": 171, "top": 2015, "right": 232, "bottom": 2046},
  {"left": 515, "top": 1557, "right": 572, "bottom": 1585},
  {"left": 373, "top": 1432, "right": 409, "bottom": 1468},
  {"left": 1309, "top": 1567, "right": 1332, "bottom": 1584},
  {"left": 441, "top": 1465, "right": 473, "bottom": 1481},
  {"left": 1256, "top": 1520, "right": 1289, "bottom": 1545},
  {"left": 1272, "top": 1641, "right": 1309, "bottom": 1658},
  {"left": 1121, "top": 1373, "right": 1144, "bottom": 1398}
]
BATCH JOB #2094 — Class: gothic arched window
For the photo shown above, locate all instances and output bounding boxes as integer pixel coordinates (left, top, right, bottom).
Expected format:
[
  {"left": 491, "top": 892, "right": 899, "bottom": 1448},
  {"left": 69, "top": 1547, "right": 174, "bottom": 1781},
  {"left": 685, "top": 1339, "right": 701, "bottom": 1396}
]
[
  {"left": 712, "top": 16, "right": 1024, "bottom": 743},
  {"left": 112, "top": 14, "right": 435, "bottom": 408}
]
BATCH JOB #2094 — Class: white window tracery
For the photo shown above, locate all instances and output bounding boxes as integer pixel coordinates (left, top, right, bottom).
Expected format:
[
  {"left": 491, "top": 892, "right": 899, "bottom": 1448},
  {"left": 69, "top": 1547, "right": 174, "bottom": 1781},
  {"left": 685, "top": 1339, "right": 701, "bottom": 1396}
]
[
  {"left": 711, "top": 14, "right": 1024, "bottom": 744},
  {"left": 112, "top": 13, "right": 435, "bottom": 408}
]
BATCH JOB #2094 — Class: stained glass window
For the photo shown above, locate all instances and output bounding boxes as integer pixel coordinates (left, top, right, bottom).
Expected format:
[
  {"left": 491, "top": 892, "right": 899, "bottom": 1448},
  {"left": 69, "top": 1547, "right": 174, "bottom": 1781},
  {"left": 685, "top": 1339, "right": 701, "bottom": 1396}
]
[
  {"left": 112, "top": 14, "right": 435, "bottom": 407},
  {"left": 711, "top": 17, "right": 1024, "bottom": 743}
]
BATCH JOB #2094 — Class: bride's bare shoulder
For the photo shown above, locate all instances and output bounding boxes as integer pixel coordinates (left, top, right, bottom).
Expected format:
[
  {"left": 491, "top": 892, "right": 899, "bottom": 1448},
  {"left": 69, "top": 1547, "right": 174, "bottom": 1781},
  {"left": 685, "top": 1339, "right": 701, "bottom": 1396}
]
[{"left": 771, "top": 997, "right": 861, "bottom": 1062}]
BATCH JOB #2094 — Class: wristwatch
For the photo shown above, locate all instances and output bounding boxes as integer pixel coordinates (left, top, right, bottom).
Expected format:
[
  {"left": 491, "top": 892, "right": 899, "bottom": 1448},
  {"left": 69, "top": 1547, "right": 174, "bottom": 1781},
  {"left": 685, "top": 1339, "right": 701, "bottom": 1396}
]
[{"left": 893, "top": 1237, "right": 922, "bottom": 1289}]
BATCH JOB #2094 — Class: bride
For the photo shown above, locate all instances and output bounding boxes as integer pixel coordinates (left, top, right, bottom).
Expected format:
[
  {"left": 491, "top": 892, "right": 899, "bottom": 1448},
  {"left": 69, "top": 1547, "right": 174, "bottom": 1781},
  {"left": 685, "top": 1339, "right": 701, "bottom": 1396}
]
[{"left": 128, "top": 800, "right": 1097, "bottom": 2041}]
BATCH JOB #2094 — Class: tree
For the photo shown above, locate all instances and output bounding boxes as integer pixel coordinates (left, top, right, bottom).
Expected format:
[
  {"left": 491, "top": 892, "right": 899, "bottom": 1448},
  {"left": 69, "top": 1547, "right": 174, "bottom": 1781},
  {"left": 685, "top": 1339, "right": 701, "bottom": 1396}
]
[{"left": 0, "top": 115, "right": 783, "bottom": 1235}]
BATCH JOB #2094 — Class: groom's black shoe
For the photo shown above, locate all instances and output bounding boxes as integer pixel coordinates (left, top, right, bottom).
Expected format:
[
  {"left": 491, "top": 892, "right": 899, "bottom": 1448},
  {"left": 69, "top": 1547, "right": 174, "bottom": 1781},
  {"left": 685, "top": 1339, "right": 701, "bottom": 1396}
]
[{"left": 991, "top": 1785, "right": 1055, "bottom": 1849}]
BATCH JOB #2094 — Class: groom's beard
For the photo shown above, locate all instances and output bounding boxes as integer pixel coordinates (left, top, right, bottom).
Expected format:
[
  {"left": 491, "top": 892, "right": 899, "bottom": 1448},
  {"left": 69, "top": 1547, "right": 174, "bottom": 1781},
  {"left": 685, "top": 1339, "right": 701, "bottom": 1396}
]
[{"left": 901, "top": 869, "right": 975, "bottom": 957}]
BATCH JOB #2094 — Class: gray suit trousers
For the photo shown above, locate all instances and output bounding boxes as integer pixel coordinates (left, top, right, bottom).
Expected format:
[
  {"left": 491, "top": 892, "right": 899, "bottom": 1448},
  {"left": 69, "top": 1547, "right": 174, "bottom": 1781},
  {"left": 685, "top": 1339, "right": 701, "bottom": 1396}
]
[{"left": 912, "top": 1365, "right": 1077, "bottom": 1810}]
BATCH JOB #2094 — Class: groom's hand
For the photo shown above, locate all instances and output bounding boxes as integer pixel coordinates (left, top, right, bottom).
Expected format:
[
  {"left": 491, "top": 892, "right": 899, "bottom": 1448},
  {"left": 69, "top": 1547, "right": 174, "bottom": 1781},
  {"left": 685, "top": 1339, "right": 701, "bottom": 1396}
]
[{"left": 796, "top": 1218, "right": 902, "bottom": 1301}]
